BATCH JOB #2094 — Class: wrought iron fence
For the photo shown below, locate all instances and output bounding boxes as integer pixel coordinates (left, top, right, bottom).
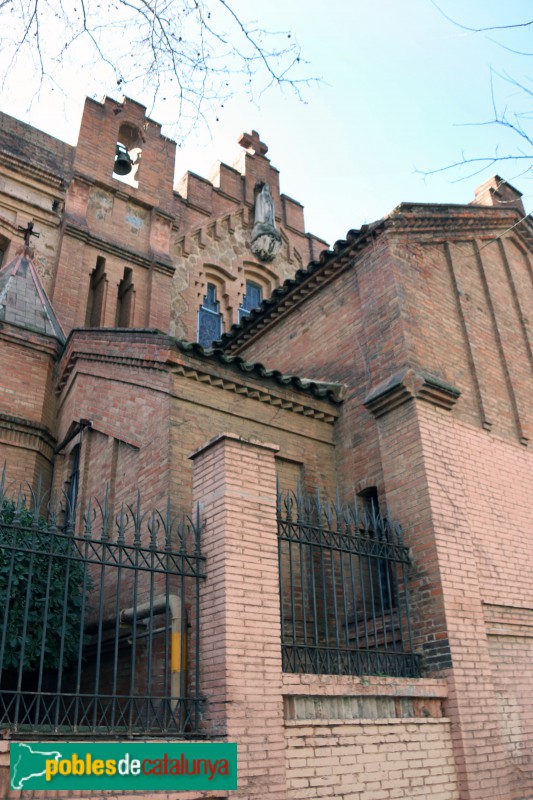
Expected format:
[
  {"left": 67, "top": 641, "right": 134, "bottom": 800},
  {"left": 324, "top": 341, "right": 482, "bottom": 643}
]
[
  {"left": 0, "top": 473, "right": 205, "bottom": 738},
  {"left": 277, "top": 487, "right": 420, "bottom": 678}
]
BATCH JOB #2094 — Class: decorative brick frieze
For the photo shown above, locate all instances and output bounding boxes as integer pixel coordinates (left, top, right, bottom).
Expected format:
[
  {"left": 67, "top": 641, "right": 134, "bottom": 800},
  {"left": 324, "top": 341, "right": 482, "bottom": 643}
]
[
  {"left": 171, "top": 363, "right": 337, "bottom": 422},
  {"left": 0, "top": 412, "right": 55, "bottom": 463}
]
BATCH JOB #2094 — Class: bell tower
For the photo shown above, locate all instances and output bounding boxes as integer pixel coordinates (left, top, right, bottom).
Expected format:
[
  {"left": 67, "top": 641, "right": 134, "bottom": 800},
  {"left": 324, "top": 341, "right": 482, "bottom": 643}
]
[{"left": 51, "top": 96, "right": 177, "bottom": 335}]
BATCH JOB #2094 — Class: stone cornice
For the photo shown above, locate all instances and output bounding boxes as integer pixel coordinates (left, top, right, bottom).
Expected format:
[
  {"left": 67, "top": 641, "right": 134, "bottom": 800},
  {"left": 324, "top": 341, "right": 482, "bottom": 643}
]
[
  {"left": 364, "top": 367, "right": 461, "bottom": 419},
  {"left": 388, "top": 204, "right": 533, "bottom": 246},
  {"left": 55, "top": 349, "right": 168, "bottom": 394},
  {"left": 0, "top": 412, "right": 56, "bottom": 463}
]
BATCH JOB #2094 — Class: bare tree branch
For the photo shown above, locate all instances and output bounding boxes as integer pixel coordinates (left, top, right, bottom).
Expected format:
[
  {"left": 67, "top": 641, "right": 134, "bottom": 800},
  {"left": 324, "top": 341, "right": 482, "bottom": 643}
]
[
  {"left": 430, "top": 1, "right": 533, "bottom": 34},
  {"left": 423, "top": 3, "right": 533, "bottom": 185},
  {"left": 0, "top": 0, "right": 315, "bottom": 141},
  {"left": 487, "top": 37, "right": 533, "bottom": 58}
]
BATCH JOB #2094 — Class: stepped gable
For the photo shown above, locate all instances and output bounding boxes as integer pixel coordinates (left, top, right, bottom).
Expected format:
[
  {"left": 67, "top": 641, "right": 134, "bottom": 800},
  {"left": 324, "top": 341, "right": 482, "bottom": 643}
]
[{"left": 0, "top": 248, "right": 66, "bottom": 343}]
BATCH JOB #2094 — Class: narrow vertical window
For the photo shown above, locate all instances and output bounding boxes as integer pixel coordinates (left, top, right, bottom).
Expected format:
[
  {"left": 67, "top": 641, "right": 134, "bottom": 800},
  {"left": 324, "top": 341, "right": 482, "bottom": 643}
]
[
  {"left": 85, "top": 257, "right": 107, "bottom": 327},
  {"left": 197, "top": 283, "right": 222, "bottom": 347},
  {"left": 65, "top": 444, "right": 80, "bottom": 531},
  {"left": 85, "top": 256, "right": 107, "bottom": 328},
  {"left": 116, "top": 267, "right": 135, "bottom": 327},
  {"left": 358, "top": 488, "right": 394, "bottom": 611},
  {"left": 239, "top": 280, "right": 263, "bottom": 323}
]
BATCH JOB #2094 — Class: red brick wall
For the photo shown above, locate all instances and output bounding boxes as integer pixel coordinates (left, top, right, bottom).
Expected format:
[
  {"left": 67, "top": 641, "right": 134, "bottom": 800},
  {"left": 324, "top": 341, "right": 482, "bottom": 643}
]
[
  {"left": 285, "top": 719, "right": 459, "bottom": 799},
  {"left": 191, "top": 434, "right": 288, "bottom": 798},
  {"left": 0, "top": 327, "right": 57, "bottom": 487},
  {"left": 234, "top": 209, "right": 533, "bottom": 799},
  {"left": 485, "top": 606, "right": 533, "bottom": 799},
  {"left": 53, "top": 196, "right": 172, "bottom": 333},
  {"left": 283, "top": 669, "right": 455, "bottom": 800},
  {"left": 0, "top": 331, "right": 56, "bottom": 428},
  {"left": 234, "top": 233, "right": 406, "bottom": 499},
  {"left": 55, "top": 331, "right": 338, "bottom": 525}
]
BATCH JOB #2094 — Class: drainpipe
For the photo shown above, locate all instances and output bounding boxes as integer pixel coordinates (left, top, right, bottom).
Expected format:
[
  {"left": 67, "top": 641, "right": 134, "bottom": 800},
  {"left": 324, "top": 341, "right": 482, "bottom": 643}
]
[{"left": 120, "top": 594, "right": 184, "bottom": 703}]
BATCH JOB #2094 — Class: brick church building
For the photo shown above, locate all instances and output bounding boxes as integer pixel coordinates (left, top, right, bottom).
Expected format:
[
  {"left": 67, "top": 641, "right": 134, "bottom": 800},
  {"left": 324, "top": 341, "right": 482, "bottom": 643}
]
[{"left": 0, "top": 96, "right": 532, "bottom": 800}]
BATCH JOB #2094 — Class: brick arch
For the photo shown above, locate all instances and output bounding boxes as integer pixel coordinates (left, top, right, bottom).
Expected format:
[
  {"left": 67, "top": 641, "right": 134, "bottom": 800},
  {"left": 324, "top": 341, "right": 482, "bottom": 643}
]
[
  {"left": 198, "top": 263, "right": 237, "bottom": 314},
  {"left": 239, "top": 262, "right": 279, "bottom": 305}
]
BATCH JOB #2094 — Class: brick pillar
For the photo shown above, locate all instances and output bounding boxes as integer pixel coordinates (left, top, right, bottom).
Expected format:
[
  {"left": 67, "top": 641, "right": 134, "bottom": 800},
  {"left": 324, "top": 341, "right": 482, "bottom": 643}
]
[
  {"left": 190, "top": 433, "right": 287, "bottom": 800},
  {"left": 415, "top": 405, "right": 511, "bottom": 800},
  {"left": 366, "top": 374, "right": 512, "bottom": 800}
]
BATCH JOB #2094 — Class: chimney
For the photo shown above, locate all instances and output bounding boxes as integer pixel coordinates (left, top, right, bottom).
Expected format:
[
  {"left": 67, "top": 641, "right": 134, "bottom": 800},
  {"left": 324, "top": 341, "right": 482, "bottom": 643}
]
[{"left": 471, "top": 175, "right": 525, "bottom": 215}]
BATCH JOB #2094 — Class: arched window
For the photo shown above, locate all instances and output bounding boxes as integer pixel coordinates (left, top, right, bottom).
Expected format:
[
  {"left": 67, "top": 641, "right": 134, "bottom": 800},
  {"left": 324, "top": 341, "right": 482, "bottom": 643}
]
[
  {"left": 85, "top": 257, "right": 107, "bottom": 327},
  {"left": 116, "top": 268, "right": 135, "bottom": 327},
  {"left": 113, "top": 124, "right": 143, "bottom": 188},
  {"left": 198, "top": 283, "right": 222, "bottom": 347},
  {"left": 238, "top": 280, "right": 263, "bottom": 323}
]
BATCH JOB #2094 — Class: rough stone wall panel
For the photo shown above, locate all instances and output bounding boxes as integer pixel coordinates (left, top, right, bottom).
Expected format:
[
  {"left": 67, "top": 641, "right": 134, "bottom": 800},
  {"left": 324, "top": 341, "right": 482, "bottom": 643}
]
[{"left": 171, "top": 215, "right": 306, "bottom": 342}]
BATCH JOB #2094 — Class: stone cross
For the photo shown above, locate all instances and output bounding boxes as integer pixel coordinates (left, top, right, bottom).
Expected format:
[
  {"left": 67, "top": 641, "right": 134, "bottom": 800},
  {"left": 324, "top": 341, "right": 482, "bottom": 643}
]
[{"left": 238, "top": 130, "right": 268, "bottom": 157}]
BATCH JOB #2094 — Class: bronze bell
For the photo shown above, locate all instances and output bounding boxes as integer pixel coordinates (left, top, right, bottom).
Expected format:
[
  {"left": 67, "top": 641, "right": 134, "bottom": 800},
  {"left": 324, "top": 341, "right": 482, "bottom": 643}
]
[{"left": 114, "top": 143, "right": 133, "bottom": 176}]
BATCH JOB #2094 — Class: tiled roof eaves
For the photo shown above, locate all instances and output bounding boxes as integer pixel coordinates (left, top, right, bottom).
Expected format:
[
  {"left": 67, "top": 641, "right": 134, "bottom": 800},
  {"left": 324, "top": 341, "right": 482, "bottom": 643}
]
[
  {"left": 173, "top": 339, "right": 345, "bottom": 404},
  {"left": 217, "top": 220, "right": 386, "bottom": 350},
  {"left": 59, "top": 329, "right": 345, "bottom": 406}
]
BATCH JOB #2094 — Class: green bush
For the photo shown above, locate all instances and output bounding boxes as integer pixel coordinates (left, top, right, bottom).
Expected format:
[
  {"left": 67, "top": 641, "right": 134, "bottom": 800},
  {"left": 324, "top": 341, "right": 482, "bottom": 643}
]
[{"left": 0, "top": 499, "right": 87, "bottom": 673}]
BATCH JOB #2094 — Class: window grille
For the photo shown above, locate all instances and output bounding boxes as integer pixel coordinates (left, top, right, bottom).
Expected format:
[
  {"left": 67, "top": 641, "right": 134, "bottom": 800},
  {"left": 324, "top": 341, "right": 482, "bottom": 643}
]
[
  {"left": 0, "top": 473, "right": 205, "bottom": 738},
  {"left": 277, "top": 486, "right": 420, "bottom": 678}
]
